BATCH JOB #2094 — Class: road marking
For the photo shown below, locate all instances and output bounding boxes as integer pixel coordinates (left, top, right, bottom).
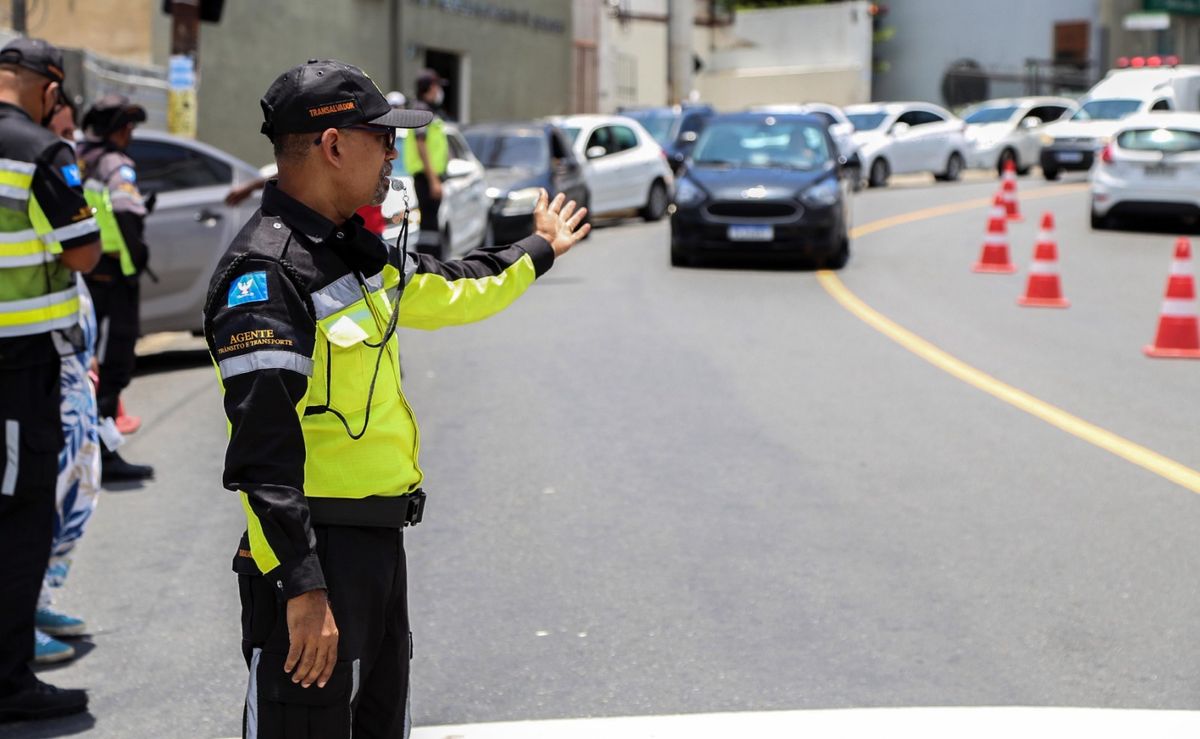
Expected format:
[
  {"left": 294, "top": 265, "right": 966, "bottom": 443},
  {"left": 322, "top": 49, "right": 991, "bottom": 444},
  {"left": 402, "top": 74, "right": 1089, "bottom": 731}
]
[
  {"left": 820, "top": 184, "right": 1200, "bottom": 494},
  {"left": 402, "top": 707, "right": 1200, "bottom": 738}
]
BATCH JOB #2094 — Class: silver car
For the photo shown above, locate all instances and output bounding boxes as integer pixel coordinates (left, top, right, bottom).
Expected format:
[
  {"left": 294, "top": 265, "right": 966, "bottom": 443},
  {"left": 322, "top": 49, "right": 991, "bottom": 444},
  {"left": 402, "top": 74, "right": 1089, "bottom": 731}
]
[{"left": 127, "top": 129, "right": 262, "bottom": 335}]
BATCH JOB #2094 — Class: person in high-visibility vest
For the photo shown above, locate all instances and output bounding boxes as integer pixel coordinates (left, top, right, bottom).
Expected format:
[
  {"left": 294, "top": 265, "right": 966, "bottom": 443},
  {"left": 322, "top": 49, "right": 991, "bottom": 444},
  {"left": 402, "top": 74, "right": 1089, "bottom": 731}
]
[
  {"left": 78, "top": 95, "right": 153, "bottom": 483},
  {"left": 0, "top": 37, "right": 100, "bottom": 724},
  {"left": 403, "top": 68, "right": 451, "bottom": 255},
  {"left": 205, "top": 60, "right": 589, "bottom": 738}
]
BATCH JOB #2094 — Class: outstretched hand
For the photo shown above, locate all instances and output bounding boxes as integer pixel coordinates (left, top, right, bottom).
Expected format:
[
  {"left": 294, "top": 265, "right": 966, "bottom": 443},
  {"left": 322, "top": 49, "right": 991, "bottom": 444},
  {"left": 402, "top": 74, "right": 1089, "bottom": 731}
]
[{"left": 533, "top": 189, "right": 590, "bottom": 257}]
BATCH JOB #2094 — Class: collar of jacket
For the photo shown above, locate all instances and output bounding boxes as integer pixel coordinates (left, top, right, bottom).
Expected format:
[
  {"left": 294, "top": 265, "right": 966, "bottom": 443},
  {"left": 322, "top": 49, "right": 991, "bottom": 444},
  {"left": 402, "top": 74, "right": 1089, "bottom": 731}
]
[{"left": 261, "top": 181, "right": 387, "bottom": 276}]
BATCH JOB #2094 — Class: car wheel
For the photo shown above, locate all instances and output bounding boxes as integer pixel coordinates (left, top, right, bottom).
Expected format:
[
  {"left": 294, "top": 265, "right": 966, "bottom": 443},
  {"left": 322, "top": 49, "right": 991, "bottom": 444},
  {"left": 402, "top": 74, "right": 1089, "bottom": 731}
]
[
  {"left": 868, "top": 158, "right": 890, "bottom": 188},
  {"left": 847, "top": 164, "right": 864, "bottom": 192},
  {"left": 935, "top": 152, "right": 964, "bottom": 182},
  {"left": 823, "top": 237, "right": 850, "bottom": 270},
  {"left": 670, "top": 241, "right": 692, "bottom": 267},
  {"left": 997, "top": 148, "right": 1017, "bottom": 177},
  {"left": 1042, "top": 167, "right": 1060, "bottom": 181},
  {"left": 641, "top": 180, "right": 669, "bottom": 222}
]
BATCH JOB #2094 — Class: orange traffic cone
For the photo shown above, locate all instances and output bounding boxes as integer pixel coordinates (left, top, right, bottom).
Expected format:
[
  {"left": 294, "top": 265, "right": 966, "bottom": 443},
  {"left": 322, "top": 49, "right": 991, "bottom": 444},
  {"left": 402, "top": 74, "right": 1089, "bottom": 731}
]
[
  {"left": 1144, "top": 237, "right": 1200, "bottom": 359},
  {"left": 972, "top": 195, "right": 1017, "bottom": 273},
  {"left": 1001, "top": 160, "right": 1022, "bottom": 221},
  {"left": 1018, "top": 212, "right": 1069, "bottom": 308}
]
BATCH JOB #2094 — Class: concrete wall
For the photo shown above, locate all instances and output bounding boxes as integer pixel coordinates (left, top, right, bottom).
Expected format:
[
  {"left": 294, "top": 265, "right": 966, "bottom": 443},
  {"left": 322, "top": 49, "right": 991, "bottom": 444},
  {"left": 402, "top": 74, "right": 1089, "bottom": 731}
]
[
  {"left": 14, "top": 0, "right": 154, "bottom": 64},
  {"left": 697, "top": 2, "right": 873, "bottom": 109},
  {"left": 600, "top": 0, "right": 669, "bottom": 111},
  {"left": 874, "top": 0, "right": 1101, "bottom": 105}
]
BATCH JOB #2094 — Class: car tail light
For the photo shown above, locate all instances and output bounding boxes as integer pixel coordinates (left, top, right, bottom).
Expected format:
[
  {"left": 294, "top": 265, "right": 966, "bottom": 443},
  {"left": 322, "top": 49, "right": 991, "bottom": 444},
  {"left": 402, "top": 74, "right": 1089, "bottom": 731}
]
[
  {"left": 1131, "top": 57, "right": 1147, "bottom": 68},
  {"left": 1148, "top": 55, "right": 1163, "bottom": 67},
  {"left": 1166, "top": 55, "right": 1181, "bottom": 67},
  {"left": 1116, "top": 56, "right": 1130, "bottom": 68},
  {"left": 1100, "top": 143, "right": 1114, "bottom": 165}
]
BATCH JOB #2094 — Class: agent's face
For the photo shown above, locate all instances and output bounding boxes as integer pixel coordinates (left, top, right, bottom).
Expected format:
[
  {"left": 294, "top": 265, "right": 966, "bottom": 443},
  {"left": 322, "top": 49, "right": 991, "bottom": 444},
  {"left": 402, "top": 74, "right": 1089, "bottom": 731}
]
[{"left": 334, "top": 126, "right": 397, "bottom": 210}]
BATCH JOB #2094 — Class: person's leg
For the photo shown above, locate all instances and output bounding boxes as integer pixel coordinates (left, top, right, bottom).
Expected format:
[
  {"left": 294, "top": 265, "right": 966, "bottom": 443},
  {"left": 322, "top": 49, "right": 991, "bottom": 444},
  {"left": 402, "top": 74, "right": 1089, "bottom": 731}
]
[
  {"left": 412, "top": 173, "right": 442, "bottom": 256},
  {"left": 96, "top": 278, "right": 153, "bottom": 482},
  {"left": 352, "top": 530, "right": 409, "bottom": 739},
  {"left": 0, "top": 493, "right": 55, "bottom": 695}
]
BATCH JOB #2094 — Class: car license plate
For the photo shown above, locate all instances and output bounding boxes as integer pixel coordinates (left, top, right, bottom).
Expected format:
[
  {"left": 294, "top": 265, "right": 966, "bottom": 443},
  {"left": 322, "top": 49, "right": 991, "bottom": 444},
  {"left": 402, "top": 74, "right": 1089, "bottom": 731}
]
[
  {"left": 1145, "top": 163, "right": 1176, "bottom": 178},
  {"left": 1056, "top": 151, "right": 1084, "bottom": 163},
  {"left": 728, "top": 225, "right": 774, "bottom": 242}
]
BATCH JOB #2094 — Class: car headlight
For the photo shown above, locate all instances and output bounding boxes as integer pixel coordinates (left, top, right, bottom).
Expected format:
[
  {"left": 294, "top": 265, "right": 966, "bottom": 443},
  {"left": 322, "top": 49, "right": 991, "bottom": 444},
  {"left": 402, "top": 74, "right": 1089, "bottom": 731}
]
[
  {"left": 674, "top": 177, "right": 707, "bottom": 207},
  {"left": 499, "top": 187, "right": 541, "bottom": 217},
  {"left": 802, "top": 177, "right": 840, "bottom": 207},
  {"left": 1040, "top": 133, "right": 1055, "bottom": 146}
]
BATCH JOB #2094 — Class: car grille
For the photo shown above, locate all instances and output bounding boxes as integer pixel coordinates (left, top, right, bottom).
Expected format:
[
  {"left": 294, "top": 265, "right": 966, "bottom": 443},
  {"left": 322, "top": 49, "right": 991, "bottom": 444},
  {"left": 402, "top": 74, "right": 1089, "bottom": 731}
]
[{"left": 705, "top": 201, "right": 799, "bottom": 220}]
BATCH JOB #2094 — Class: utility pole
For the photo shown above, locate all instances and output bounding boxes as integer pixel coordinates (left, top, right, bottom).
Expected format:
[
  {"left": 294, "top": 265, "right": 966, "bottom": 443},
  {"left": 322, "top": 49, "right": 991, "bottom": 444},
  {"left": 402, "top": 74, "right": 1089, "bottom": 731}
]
[
  {"left": 667, "top": 0, "right": 695, "bottom": 105},
  {"left": 168, "top": 0, "right": 200, "bottom": 138},
  {"left": 10, "top": 0, "right": 25, "bottom": 34}
]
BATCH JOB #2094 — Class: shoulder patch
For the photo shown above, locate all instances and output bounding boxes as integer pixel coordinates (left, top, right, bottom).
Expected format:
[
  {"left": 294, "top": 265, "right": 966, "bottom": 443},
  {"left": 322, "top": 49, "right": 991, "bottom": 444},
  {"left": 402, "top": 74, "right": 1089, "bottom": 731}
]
[
  {"left": 117, "top": 165, "right": 137, "bottom": 183},
  {"left": 227, "top": 272, "right": 269, "bottom": 307},
  {"left": 60, "top": 163, "right": 82, "bottom": 187}
]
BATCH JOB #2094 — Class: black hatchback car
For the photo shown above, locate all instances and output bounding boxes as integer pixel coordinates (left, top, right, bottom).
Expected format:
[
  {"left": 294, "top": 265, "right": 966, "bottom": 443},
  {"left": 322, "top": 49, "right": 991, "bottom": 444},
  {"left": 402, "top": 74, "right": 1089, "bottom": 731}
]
[
  {"left": 463, "top": 122, "right": 590, "bottom": 245},
  {"left": 670, "top": 112, "right": 851, "bottom": 268}
]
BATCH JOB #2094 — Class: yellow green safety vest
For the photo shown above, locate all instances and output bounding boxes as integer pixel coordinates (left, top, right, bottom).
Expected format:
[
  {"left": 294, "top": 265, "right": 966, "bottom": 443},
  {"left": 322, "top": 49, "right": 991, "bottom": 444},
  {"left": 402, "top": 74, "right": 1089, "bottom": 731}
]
[
  {"left": 403, "top": 116, "right": 449, "bottom": 176},
  {"left": 0, "top": 158, "right": 86, "bottom": 338},
  {"left": 84, "top": 178, "right": 136, "bottom": 277}
]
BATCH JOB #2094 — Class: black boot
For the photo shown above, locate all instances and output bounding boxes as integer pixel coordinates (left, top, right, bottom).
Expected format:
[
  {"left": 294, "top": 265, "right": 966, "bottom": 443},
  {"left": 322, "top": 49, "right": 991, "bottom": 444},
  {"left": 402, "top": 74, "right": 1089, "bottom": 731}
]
[
  {"left": 101, "top": 450, "right": 154, "bottom": 483},
  {"left": 0, "top": 680, "right": 88, "bottom": 723}
]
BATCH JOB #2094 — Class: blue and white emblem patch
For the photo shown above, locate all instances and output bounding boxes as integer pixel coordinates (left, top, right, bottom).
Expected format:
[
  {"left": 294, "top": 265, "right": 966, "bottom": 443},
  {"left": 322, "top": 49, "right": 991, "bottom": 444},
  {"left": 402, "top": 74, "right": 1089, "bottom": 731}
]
[
  {"left": 227, "top": 272, "right": 269, "bottom": 307},
  {"left": 118, "top": 165, "right": 137, "bottom": 183},
  {"left": 60, "top": 163, "right": 81, "bottom": 187}
]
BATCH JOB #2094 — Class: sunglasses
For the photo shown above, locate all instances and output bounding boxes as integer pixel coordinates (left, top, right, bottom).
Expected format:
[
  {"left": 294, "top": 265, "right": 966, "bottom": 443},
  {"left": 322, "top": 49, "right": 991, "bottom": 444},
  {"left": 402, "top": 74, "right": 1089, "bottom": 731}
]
[{"left": 313, "top": 125, "right": 396, "bottom": 152}]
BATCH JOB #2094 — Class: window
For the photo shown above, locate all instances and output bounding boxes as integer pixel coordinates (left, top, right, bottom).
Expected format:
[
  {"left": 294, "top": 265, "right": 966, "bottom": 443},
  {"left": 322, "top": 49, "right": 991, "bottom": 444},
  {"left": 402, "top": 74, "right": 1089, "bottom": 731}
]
[
  {"left": 586, "top": 126, "right": 614, "bottom": 155},
  {"left": 1025, "top": 106, "right": 1067, "bottom": 125},
  {"left": 126, "top": 140, "right": 232, "bottom": 194},
  {"left": 691, "top": 120, "right": 832, "bottom": 171},
  {"left": 910, "top": 110, "right": 945, "bottom": 126},
  {"left": 611, "top": 125, "right": 639, "bottom": 153},
  {"left": 1151, "top": 99, "right": 1173, "bottom": 111},
  {"left": 447, "top": 132, "right": 469, "bottom": 161}
]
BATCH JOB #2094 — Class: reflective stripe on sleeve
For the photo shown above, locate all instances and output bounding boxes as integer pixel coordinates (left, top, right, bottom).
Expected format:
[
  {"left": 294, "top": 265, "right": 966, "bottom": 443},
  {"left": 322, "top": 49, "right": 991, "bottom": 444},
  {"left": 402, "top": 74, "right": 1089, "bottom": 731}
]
[
  {"left": 0, "top": 183, "right": 30, "bottom": 203},
  {"left": 0, "top": 285, "right": 81, "bottom": 337},
  {"left": 41, "top": 217, "right": 98, "bottom": 245},
  {"left": 218, "top": 350, "right": 314, "bottom": 380},
  {"left": 0, "top": 159, "right": 36, "bottom": 175}
]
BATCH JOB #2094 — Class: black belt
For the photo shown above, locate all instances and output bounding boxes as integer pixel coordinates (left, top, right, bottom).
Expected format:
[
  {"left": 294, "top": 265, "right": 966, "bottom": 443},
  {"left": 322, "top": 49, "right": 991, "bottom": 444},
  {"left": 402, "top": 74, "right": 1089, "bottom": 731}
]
[{"left": 307, "top": 490, "right": 426, "bottom": 529}]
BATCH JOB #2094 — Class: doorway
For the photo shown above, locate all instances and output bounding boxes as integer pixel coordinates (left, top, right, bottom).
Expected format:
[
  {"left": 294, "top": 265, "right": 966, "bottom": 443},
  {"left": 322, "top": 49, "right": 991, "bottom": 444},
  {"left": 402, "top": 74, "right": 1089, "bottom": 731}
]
[{"left": 423, "top": 49, "right": 463, "bottom": 122}]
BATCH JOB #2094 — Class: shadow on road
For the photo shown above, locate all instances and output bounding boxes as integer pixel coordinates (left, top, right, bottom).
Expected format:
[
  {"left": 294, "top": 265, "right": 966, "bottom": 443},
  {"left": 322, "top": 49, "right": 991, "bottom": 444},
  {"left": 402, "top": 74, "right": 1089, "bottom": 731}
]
[
  {"left": 0, "top": 713, "right": 96, "bottom": 738},
  {"left": 133, "top": 349, "right": 212, "bottom": 377}
]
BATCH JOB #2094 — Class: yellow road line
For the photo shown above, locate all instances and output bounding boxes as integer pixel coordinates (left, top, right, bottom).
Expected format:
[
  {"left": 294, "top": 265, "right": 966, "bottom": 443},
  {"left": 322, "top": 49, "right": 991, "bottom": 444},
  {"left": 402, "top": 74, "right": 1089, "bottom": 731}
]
[{"left": 821, "top": 184, "right": 1200, "bottom": 494}]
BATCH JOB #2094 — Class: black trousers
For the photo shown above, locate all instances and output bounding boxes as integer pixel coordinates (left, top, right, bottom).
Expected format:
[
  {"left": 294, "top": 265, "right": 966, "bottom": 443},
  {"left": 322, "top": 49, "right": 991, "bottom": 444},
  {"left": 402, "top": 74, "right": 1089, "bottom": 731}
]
[
  {"left": 0, "top": 356, "right": 62, "bottom": 697},
  {"left": 240, "top": 525, "right": 410, "bottom": 739},
  {"left": 86, "top": 267, "right": 139, "bottom": 420},
  {"left": 412, "top": 173, "right": 442, "bottom": 254}
]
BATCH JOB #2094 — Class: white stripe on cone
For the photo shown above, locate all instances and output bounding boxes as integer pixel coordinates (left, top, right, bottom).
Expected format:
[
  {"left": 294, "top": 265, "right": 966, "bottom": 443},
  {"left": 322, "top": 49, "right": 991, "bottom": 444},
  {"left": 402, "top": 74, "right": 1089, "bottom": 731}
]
[{"left": 1160, "top": 298, "right": 1198, "bottom": 316}]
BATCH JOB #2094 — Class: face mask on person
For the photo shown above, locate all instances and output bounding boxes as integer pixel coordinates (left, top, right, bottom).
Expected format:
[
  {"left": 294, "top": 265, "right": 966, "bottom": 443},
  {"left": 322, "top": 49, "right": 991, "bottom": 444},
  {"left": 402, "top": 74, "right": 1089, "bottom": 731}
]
[{"left": 431, "top": 88, "right": 444, "bottom": 107}]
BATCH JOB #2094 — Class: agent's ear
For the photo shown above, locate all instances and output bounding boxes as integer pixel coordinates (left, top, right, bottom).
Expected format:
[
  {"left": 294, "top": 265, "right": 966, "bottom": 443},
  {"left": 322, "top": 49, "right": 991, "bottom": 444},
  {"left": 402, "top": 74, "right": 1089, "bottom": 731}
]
[
  {"left": 317, "top": 128, "right": 342, "bottom": 168},
  {"left": 42, "top": 81, "right": 59, "bottom": 112}
]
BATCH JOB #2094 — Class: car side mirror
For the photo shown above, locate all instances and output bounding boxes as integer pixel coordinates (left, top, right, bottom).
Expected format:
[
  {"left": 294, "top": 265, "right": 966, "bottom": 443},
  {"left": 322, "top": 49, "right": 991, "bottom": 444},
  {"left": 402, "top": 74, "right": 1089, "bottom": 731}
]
[
  {"left": 586, "top": 145, "right": 607, "bottom": 160},
  {"left": 1021, "top": 117, "right": 1042, "bottom": 129},
  {"left": 890, "top": 122, "right": 910, "bottom": 137},
  {"left": 444, "top": 158, "right": 474, "bottom": 179},
  {"left": 680, "top": 130, "right": 699, "bottom": 144}
]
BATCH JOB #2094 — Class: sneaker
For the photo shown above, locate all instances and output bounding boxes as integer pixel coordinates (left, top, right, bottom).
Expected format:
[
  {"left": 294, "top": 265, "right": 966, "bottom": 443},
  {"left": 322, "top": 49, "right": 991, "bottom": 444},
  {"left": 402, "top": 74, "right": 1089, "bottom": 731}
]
[
  {"left": 36, "top": 607, "right": 87, "bottom": 637},
  {"left": 0, "top": 679, "right": 87, "bottom": 723},
  {"left": 33, "top": 630, "right": 75, "bottom": 665}
]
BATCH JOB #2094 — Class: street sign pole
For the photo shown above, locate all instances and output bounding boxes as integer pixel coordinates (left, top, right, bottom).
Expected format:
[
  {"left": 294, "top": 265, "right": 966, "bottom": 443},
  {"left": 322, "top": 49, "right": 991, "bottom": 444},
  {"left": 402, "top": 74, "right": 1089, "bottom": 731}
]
[
  {"left": 10, "top": 0, "right": 25, "bottom": 34},
  {"left": 168, "top": 0, "right": 200, "bottom": 138}
]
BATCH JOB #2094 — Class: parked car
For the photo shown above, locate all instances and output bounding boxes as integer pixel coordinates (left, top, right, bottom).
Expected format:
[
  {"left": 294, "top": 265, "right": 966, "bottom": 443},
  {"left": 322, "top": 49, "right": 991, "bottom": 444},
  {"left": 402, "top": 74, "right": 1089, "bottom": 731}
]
[
  {"left": 379, "top": 123, "right": 490, "bottom": 259},
  {"left": 1090, "top": 111, "right": 1200, "bottom": 229},
  {"left": 844, "top": 102, "right": 970, "bottom": 187},
  {"left": 1040, "top": 63, "right": 1200, "bottom": 180},
  {"left": 670, "top": 112, "right": 850, "bottom": 268},
  {"left": 961, "top": 96, "right": 1076, "bottom": 175},
  {"left": 464, "top": 121, "right": 590, "bottom": 245},
  {"left": 621, "top": 103, "right": 715, "bottom": 174},
  {"left": 128, "top": 129, "right": 262, "bottom": 334},
  {"left": 552, "top": 114, "right": 675, "bottom": 221},
  {"left": 749, "top": 103, "right": 863, "bottom": 189}
]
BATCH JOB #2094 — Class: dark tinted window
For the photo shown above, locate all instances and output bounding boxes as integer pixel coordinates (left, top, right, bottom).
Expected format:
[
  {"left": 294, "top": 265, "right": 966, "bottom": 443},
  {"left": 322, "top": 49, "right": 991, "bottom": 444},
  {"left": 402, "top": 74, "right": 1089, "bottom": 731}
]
[
  {"left": 908, "top": 110, "right": 945, "bottom": 126},
  {"left": 1027, "top": 105, "right": 1068, "bottom": 123},
  {"left": 693, "top": 119, "right": 832, "bottom": 170},
  {"left": 612, "top": 125, "right": 639, "bottom": 152},
  {"left": 586, "top": 126, "right": 614, "bottom": 155},
  {"left": 127, "top": 140, "right": 231, "bottom": 193},
  {"left": 1151, "top": 98, "right": 1173, "bottom": 111}
]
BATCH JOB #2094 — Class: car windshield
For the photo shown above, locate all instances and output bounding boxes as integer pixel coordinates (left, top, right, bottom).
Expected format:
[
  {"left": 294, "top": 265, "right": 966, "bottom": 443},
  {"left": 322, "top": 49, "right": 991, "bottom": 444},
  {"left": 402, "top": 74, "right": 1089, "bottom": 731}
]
[
  {"left": 964, "top": 105, "right": 1018, "bottom": 124},
  {"left": 1071, "top": 99, "right": 1141, "bottom": 122},
  {"left": 561, "top": 127, "right": 582, "bottom": 144},
  {"left": 846, "top": 112, "right": 888, "bottom": 131},
  {"left": 692, "top": 120, "right": 832, "bottom": 170},
  {"left": 1117, "top": 126, "right": 1200, "bottom": 153},
  {"left": 625, "top": 110, "right": 676, "bottom": 145},
  {"left": 464, "top": 132, "right": 548, "bottom": 170}
]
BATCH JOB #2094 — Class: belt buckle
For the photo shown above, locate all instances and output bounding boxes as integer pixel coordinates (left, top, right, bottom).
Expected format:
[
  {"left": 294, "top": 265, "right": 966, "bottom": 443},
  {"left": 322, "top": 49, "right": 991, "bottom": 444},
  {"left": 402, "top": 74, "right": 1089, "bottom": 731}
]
[{"left": 404, "top": 489, "right": 426, "bottom": 527}]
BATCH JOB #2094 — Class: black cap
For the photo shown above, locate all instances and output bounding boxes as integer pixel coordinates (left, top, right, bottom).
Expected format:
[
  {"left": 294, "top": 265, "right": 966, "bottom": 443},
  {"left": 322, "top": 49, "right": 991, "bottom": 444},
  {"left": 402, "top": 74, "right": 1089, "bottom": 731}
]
[
  {"left": 260, "top": 59, "right": 433, "bottom": 141},
  {"left": 416, "top": 68, "right": 449, "bottom": 96},
  {"left": 0, "top": 37, "right": 65, "bottom": 83},
  {"left": 82, "top": 94, "right": 147, "bottom": 137}
]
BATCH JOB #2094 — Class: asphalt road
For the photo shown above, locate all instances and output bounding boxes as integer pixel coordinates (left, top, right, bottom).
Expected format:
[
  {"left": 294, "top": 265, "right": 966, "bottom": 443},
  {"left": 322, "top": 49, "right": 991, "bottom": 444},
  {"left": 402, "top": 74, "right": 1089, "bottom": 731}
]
[{"left": 6, "top": 171, "right": 1200, "bottom": 738}]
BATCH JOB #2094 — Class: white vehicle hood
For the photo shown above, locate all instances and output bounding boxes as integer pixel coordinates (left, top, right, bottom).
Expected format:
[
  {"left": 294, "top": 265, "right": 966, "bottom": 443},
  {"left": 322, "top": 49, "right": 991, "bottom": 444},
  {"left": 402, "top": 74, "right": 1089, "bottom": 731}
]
[
  {"left": 965, "top": 123, "right": 1013, "bottom": 146},
  {"left": 1043, "top": 119, "right": 1124, "bottom": 141}
]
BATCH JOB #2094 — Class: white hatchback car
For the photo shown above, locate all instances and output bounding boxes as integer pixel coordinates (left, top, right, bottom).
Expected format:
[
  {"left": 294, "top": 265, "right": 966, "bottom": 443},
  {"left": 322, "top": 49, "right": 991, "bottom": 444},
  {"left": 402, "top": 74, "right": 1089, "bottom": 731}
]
[
  {"left": 961, "top": 96, "right": 1076, "bottom": 175},
  {"left": 1090, "top": 112, "right": 1200, "bottom": 229},
  {"left": 552, "top": 114, "right": 675, "bottom": 220},
  {"left": 844, "top": 102, "right": 970, "bottom": 187}
]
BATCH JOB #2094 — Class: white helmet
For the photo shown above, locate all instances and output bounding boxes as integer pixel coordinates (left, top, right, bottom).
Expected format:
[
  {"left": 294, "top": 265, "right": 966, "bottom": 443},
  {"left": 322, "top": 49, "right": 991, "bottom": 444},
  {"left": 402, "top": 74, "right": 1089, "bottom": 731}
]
[{"left": 385, "top": 91, "right": 407, "bottom": 109}]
